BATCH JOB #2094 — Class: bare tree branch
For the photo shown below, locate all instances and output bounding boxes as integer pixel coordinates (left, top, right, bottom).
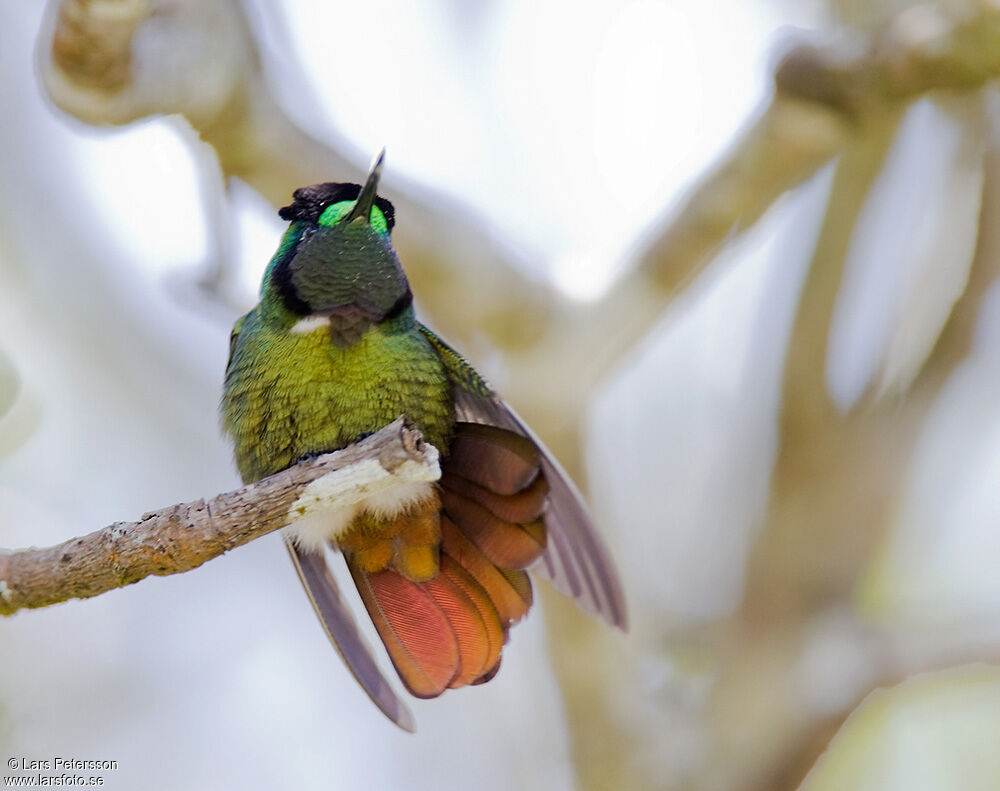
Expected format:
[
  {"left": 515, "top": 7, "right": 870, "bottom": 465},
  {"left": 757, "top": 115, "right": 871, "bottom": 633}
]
[
  {"left": 0, "top": 418, "right": 438, "bottom": 616},
  {"left": 776, "top": 3, "right": 1000, "bottom": 114},
  {"left": 631, "top": 1, "right": 1000, "bottom": 323}
]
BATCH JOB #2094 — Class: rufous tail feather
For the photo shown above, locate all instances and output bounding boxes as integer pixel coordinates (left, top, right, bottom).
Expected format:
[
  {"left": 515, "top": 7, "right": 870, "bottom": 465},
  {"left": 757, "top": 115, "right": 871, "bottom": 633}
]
[{"left": 344, "top": 423, "right": 548, "bottom": 698}]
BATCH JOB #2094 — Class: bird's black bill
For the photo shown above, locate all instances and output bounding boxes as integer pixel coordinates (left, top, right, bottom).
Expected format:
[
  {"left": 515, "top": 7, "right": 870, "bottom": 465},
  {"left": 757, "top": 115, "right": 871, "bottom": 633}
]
[{"left": 345, "top": 148, "right": 386, "bottom": 225}]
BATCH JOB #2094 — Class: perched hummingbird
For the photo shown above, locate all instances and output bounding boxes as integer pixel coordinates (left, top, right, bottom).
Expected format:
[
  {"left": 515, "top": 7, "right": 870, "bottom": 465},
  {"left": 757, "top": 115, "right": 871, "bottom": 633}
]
[{"left": 221, "top": 151, "right": 626, "bottom": 730}]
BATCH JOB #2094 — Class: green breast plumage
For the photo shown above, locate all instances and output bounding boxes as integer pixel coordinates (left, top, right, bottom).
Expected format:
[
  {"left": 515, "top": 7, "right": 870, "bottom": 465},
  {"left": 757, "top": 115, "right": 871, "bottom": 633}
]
[
  {"left": 217, "top": 168, "right": 626, "bottom": 730},
  {"left": 222, "top": 309, "right": 453, "bottom": 483}
]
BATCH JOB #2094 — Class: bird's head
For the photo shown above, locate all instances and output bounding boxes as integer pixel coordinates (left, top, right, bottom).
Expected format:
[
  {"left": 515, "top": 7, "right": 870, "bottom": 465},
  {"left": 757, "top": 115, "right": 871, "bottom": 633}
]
[{"left": 261, "top": 150, "right": 412, "bottom": 328}]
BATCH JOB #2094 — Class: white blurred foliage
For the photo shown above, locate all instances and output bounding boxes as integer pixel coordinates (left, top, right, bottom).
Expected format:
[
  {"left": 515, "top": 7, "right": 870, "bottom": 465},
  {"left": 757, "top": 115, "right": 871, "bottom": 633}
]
[
  {"left": 587, "top": 166, "right": 833, "bottom": 623},
  {"left": 860, "top": 280, "right": 1000, "bottom": 621},
  {"left": 275, "top": 0, "right": 817, "bottom": 293},
  {"left": 801, "top": 665, "right": 1000, "bottom": 791},
  {"left": 76, "top": 120, "right": 210, "bottom": 279},
  {"left": 0, "top": 347, "right": 19, "bottom": 423},
  {"left": 826, "top": 96, "right": 987, "bottom": 410},
  {"left": 794, "top": 607, "right": 883, "bottom": 718},
  {"left": 229, "top": 177, "right": 288, "bottom": 304}
]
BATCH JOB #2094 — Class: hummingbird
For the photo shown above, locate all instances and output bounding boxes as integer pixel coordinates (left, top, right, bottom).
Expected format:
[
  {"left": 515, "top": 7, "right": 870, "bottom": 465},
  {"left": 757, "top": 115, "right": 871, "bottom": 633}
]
[{"left": 221, "top": 151, "right": 626, "bottom": 730}]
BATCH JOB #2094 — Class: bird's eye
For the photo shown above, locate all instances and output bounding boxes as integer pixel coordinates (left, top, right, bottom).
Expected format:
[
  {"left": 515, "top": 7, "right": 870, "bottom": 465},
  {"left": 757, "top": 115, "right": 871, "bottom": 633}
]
[{"left": 318, "top": 200, "right": 390, "bottom": 235}]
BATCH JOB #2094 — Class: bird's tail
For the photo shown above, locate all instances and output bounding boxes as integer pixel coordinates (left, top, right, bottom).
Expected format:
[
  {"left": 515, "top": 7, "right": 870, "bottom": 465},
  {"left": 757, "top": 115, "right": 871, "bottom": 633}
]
[{"left": 346, "top": 423, "right": 549, "bottom": 698}]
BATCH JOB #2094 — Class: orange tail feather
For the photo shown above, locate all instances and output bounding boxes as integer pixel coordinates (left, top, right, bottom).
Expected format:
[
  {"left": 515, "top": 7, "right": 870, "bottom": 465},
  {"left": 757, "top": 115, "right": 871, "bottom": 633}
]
[
  {"left": 348, "top": 564, "right": 460, "bottom": 698},
  {"left": 343, "top": 422, "right": 552, "bottom": 698}
]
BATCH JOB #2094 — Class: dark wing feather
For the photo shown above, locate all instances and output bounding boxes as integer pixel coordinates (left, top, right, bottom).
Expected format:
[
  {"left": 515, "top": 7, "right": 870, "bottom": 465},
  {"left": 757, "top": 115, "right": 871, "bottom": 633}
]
[
  {"left": 286, "top": 540, "right": 416, "bottom": 731},
  {"left": 419, "top": 324, "right": 627, "bottom": 630}
]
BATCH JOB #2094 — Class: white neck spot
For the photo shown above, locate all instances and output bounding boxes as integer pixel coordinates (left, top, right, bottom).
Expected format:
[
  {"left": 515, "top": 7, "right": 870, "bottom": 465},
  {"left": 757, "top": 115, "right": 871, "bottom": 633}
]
[{"left": 289, "top": 315, "right": 331, "bottom": 335}]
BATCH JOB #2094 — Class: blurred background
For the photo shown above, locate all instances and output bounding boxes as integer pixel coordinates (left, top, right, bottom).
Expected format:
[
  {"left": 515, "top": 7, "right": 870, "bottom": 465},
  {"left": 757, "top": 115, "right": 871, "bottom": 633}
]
[{"left": 3, "top": 0, "right": 1000, "bottom": 788}]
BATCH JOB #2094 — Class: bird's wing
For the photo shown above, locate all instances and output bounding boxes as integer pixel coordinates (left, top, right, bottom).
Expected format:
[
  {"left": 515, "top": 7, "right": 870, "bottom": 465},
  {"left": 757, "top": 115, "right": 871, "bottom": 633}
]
[
  {"left": 285, "top": 539, "right": 416, "bottom": 731},
  {"left": 420, "top": 325, "right": 628, "bottom": 630}
]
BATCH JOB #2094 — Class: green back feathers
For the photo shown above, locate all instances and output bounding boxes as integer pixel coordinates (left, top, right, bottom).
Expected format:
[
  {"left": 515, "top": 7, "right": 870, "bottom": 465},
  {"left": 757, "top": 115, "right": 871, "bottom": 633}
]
[{"left": 418, "top": 325, "right": 494, "bottom": 399}]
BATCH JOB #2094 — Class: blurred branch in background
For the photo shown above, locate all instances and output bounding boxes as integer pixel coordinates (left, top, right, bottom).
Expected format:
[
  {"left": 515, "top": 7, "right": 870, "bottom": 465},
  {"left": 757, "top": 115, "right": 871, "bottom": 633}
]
[
  {"left": 32, "top": 0, "right": 1000, "bottom": 789},
  {"left": 43, "top": 0, "right": 554, "bottom": 351},
  {"left": 638, "top": 0, "right": 1000, "bottom": 299},
  {"left": 707, "top": 95, "right": 995, "bottom": 790},
  {"left": 550, "top": 3, "right": 1000, "bottom": 788},
  {"left": 39, "top": 0, "right": 1000, "bottom": 459},
  {"left": 0, "top": 419, "right": 435, "bottom": 615}
]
